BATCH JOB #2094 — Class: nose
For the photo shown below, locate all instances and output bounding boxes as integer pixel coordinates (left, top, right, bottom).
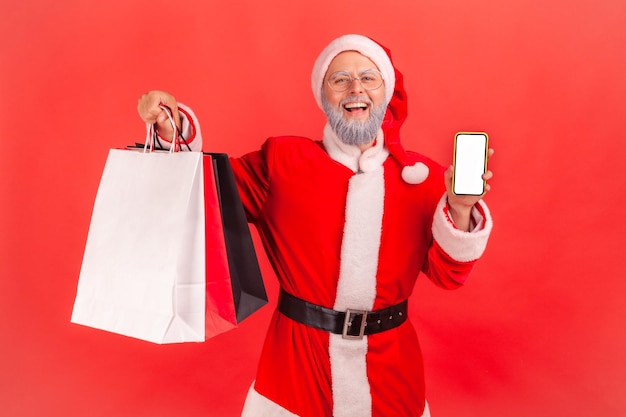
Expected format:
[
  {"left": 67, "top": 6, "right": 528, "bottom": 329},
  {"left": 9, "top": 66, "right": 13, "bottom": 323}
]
[{"left": 348, "top": 76, "right": 365, "bottom": 94}]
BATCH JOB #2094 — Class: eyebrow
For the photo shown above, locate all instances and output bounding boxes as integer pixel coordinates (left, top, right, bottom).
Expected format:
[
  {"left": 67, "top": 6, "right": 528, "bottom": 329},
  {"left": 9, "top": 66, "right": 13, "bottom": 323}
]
[{"left": 328, "top": 69, "right": 379, "bottom": 77}]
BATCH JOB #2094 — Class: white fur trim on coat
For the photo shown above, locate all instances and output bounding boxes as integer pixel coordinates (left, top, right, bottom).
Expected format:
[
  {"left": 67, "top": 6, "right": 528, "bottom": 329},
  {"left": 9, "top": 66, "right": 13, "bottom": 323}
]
[
  {"left": 322, "top": 124, "right": 388, "bottom": 174},
  {"left": 432, "top": 194, "right": 493, "bottom": 262},
  {"left": 144, "top": 103, "right": 204, "bottom": 152},
  {"left": 321, "top": 119, "right": 387, "bottom": 417},
  {"left": 241, "top": 384, "right": 432, "bottom": 417},
  {"left": 330, "top": 167, "right": 385, "bottom": 417},
  {"left": 241, "top": 383, "right": 298, "bottom": 417}
]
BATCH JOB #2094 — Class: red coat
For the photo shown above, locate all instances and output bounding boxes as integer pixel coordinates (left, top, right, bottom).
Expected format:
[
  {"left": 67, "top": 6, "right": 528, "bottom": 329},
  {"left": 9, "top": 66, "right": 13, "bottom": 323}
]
[{"left": 228, "top": 125, "right": 492, "bottom": 417}]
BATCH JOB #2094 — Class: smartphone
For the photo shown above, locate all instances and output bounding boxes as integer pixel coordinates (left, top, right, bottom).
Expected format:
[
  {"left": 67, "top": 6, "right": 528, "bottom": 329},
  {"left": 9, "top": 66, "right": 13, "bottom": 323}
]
[{"left": 452, "top": 132, "right": 489, "bottom": 196}]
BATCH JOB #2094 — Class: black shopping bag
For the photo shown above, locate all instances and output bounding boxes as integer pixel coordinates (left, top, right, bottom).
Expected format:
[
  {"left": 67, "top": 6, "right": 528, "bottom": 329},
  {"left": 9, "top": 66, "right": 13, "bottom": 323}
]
[{"left": 206, "top": 153, "right": 268, "bottom": 323}]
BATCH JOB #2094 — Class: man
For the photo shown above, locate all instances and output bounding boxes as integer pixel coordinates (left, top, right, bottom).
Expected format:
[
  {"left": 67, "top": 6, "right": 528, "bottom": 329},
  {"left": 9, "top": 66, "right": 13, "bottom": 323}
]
[{"left": 137, "top": 34, "right": 493, "bottom": 417}]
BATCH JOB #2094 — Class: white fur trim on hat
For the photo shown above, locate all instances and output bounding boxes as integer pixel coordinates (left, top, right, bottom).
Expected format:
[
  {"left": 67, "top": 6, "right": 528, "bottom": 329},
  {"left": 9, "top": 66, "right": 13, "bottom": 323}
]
[{"left": 311, "top": 34, "right": 395, "bottom": 109}]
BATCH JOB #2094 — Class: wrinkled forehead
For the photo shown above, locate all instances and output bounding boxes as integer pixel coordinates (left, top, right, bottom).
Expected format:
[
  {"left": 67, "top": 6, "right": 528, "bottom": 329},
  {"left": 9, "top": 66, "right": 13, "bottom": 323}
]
[{"left": 325, "top": 51, "right": 379, "bottom": 78}]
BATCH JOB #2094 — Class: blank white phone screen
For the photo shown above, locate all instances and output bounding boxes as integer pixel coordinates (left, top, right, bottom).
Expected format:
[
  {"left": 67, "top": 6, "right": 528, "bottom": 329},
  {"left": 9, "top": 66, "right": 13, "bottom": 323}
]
[{"left": 453, "top": 133, "right": 487, "bottom": 195}]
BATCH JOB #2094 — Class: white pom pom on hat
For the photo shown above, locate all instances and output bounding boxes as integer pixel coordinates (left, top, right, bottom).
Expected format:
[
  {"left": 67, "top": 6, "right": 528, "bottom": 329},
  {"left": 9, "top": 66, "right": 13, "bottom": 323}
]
[{"left": 311, "top": 34, "right": 428, "bottom": 184}]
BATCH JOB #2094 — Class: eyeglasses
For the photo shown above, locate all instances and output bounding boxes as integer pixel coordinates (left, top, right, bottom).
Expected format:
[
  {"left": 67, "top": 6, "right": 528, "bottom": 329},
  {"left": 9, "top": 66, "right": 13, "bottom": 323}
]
[{"left": 326, "top": 69, "right": 384, "bottom": 92}]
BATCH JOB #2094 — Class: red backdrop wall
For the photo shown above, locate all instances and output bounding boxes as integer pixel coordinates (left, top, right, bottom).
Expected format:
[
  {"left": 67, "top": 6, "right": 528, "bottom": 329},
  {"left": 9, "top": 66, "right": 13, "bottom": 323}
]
[{"left": 2, "top": 0, "right": 625, "bottom": 416}]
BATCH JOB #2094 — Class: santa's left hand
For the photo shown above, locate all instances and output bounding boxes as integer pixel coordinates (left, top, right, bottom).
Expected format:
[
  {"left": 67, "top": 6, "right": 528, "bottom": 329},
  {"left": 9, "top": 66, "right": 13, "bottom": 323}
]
[{"left": 444, "top": 148, "right": 494, "bottom": 231}]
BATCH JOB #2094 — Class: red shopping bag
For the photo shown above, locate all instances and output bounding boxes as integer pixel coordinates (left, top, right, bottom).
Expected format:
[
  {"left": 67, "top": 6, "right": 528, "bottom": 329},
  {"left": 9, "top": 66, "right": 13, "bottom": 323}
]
[{"left": 206, "top": 153, "right": 268, "bottom": 325}]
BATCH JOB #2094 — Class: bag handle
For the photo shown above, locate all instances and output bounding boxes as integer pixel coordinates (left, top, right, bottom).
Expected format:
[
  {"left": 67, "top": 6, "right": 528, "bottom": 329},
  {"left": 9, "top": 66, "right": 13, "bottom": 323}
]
[{"left": 144, "top": 105, "right": 179, "bottom": 154}]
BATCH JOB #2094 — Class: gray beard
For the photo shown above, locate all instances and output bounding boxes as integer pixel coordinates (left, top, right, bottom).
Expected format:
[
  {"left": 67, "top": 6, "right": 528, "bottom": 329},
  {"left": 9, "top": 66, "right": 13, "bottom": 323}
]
[{"left": 322, "top": 93, "right": 386, "bottom": 147}]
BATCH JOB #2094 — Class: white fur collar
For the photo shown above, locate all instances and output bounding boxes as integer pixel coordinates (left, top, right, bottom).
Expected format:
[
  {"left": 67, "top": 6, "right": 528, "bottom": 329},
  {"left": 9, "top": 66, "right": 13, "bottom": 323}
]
[{"left": 322, "top": 124, "right": 389, "bottom": 174}]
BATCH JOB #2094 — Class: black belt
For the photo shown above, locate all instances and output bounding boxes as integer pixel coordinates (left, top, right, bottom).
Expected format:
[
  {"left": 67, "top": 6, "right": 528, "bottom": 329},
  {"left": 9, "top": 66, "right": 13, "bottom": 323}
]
[{"left": 277, "top": 288, "right": 408, "bottom": 340}]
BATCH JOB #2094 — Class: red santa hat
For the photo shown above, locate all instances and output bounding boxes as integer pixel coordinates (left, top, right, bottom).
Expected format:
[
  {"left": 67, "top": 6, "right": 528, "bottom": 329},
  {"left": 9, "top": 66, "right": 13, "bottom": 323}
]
[{"left": 311, "top": 34, "right": 429, "bottom": 184}]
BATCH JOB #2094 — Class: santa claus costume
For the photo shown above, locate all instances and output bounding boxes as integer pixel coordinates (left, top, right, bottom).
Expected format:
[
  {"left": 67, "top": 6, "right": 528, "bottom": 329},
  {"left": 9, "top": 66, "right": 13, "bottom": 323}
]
[{"left": 175, "top": 34, "right": 492, "bottom": 417}]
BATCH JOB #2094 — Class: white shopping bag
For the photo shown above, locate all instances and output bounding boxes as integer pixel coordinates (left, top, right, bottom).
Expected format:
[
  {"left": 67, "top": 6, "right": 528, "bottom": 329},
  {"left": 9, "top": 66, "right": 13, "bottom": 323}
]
[{"left": 71, "top": 148, "right": 210, "bottom": 343}]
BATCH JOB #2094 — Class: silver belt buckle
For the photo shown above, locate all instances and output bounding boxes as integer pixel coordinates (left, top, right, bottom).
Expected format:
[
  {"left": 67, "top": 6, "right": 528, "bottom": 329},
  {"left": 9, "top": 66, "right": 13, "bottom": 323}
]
[{"left": 342, "top": 309, "right": 368, "bottom": 340}]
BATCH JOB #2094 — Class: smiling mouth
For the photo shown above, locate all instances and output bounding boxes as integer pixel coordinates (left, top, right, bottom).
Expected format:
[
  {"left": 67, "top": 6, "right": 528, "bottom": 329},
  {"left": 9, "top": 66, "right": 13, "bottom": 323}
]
[{"left": 344, "top": 102, "right": 369, "bottom": 112}]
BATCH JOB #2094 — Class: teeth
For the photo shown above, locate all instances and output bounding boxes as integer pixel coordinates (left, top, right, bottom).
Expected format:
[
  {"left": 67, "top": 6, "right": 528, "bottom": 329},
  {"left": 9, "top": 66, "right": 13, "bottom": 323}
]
[{"left": 344, "top": 102, "right": 367, "bottom": 109}]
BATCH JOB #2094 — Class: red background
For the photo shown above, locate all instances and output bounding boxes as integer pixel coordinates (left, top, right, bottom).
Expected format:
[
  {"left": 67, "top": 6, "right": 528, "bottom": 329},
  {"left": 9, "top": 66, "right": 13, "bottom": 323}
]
[{"left": 2, "top": 0, "right": 625, "bottom": 416}]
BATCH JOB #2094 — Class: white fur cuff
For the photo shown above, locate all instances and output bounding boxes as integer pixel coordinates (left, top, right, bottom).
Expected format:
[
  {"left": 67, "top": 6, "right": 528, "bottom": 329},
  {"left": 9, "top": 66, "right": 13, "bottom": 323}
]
[{"left": 431, "top": 194, "right": 492, "bottom": 262}]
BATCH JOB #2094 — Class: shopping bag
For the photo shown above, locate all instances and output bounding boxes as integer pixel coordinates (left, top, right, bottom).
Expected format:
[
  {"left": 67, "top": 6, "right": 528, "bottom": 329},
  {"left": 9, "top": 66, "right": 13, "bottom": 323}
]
[
  {"left": 71, "top": 146, "right": 267, "bottom": 343},
  {"left": 207, "top": 153, "right": 268, "bottom": 323}
]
